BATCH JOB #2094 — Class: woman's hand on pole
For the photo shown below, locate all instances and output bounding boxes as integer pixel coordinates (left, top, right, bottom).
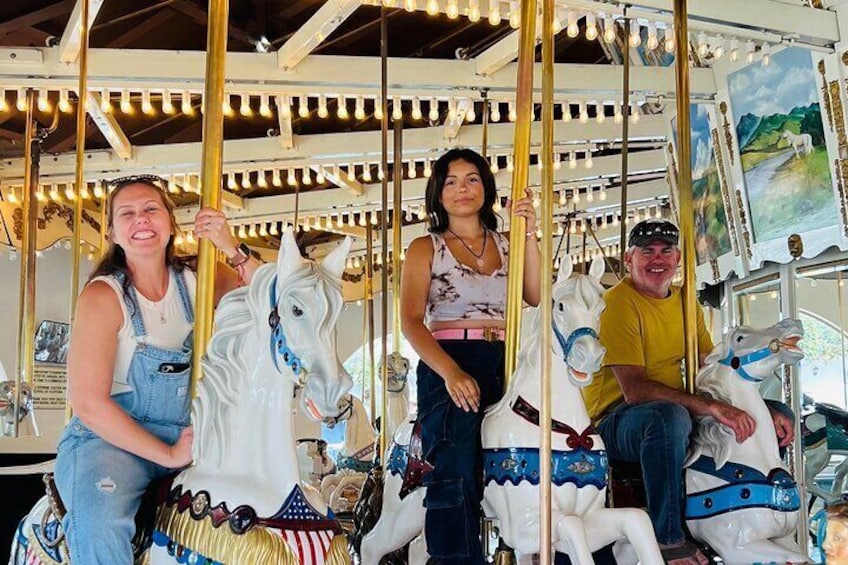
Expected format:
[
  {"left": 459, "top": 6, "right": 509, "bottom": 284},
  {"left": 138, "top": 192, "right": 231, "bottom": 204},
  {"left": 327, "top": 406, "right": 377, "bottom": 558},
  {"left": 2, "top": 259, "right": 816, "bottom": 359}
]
[
  {"left": 506, "top": 188, "right": 537, "bottom": 236},
  {"left": 194, "top": 207, "right": 237, "bottom": 257}
]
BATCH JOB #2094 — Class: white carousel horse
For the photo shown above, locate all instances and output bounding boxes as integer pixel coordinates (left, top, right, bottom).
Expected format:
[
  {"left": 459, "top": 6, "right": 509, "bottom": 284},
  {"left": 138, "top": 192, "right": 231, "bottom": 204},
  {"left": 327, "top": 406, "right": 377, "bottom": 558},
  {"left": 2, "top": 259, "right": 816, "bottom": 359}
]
[
  {"left": 320, "top": 355, "right": 411, "bottom": 515},
  {"left": 359, "top": 257, "right": 663, "bottom": 565},
  {"left": 11, "top": 231, "right": 355, "bottom": 565},
  {"left": 802, "top": 401, "right": 848, "bottom": 505},
  {"left": 320, "top": 394, "right": 377, "bottom": 514},
  {"left": 685, "top": 318, "right": 810, "bottom": 564},
  {"left": 782, "top": 130, "right": 813, "bottom": 158},
  {"left": 481, "top": 258, "right": 662, "bottom": 564},
  {"left": 0, "top": 380, "right": 38, "bottom": 437}
]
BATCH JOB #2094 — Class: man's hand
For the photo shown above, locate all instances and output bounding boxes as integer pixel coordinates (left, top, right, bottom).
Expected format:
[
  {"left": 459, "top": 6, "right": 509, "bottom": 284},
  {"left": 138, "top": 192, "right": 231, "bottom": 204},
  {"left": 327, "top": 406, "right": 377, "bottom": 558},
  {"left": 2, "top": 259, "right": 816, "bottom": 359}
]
[
  {"left": 708, "top": 400, "right": 756, "bottom": 443},
  {"left": 769, "top": 405, "right": 795, "bottom": 448}
]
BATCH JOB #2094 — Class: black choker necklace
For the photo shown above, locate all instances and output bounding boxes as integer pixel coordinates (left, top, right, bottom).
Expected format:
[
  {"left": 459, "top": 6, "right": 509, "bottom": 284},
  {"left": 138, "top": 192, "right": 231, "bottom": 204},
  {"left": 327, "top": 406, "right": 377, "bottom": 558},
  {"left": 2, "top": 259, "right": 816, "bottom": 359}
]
[{"left": 448, "top": 227, "right": 488, "bottom": 268}]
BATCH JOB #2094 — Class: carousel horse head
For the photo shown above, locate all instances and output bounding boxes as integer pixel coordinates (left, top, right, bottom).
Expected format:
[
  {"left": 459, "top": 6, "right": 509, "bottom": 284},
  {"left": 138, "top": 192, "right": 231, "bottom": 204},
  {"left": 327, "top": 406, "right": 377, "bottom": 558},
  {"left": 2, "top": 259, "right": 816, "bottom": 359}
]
[
  {"left": 0, "top": 380, "right": 34, "bottom": 436},
  {"left": 267, "top": 232, "right": 355, "bottom": 421},
  {"left": 701, "top": 318, "right": 804, "bottom": 390},
  {"left": 549, "top": 256, "right": 606, "bottom": 385},
  {"left": 382, "top": 352, "right": 410, "bottom": 393}
]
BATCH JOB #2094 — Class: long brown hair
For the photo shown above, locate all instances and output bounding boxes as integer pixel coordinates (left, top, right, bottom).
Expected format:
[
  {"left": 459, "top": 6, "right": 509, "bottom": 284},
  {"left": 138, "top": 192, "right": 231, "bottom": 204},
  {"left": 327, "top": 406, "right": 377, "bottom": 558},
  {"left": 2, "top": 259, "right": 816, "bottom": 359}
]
[
  {"left": 425, "top": 148, "right": 500, "bottom": 233},
  {"left": 88, "top": 175, "right": 184, "bottom": 296}
]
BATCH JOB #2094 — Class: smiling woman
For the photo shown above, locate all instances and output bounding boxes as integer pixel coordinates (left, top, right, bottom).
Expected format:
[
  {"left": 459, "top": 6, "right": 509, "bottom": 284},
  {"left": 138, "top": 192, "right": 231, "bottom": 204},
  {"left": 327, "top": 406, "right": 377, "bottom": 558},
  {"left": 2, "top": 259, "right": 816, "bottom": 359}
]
[{"left": 49, "top": 175, "right": 261, "bottom": 564}]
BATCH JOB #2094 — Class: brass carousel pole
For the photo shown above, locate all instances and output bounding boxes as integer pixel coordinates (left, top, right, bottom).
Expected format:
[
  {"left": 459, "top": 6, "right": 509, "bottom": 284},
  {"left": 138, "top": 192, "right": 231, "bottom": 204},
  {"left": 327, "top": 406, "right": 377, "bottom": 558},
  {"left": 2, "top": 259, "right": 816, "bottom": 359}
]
[
  {"left": 392, "top": 122, "right": 403, "bottom": 355},
  {"left": 191, "top": 0, "right": 229, "bottom": 397},
  {"left": 70, "top": 0, "right": 89, "bottom": 320},
  {"left": 504, "top": 0, "right": 538, "bottom": 384},
  {"left": 366, "top": 225, "right": 376, "bottom": 423},
  {"left": 13, "top": 90, "right": 38, "bottom": 438},
  {"left": 619, "top": 16, "right": 631, "bottom": 278},
  {"left": 673, "top": 0, "right": 698, "bottom": 392},
  {"left": 539, "top": 0, "right": 555, "bottom": 560},
  {"left": 379, "top": 5, "right": 390, "bottom": 458}
]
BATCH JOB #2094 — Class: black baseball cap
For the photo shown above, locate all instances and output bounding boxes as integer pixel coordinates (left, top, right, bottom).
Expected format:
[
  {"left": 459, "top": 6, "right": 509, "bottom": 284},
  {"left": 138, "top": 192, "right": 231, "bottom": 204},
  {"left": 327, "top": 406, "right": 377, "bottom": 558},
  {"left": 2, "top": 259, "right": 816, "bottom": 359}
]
[{"left": 628, "top": 219, "right": 679, "bottom": 248}]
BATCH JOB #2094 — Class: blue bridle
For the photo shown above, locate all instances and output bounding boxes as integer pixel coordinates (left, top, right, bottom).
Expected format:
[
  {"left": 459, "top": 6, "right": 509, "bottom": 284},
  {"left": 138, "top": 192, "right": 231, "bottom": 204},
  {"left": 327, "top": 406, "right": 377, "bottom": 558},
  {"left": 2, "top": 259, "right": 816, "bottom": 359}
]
[
  {"left": 553, "top": 323, "right": 597, "bottom": 362},
  {"left": 268, "top": 275, "right": 305, "bottom": 377},
  {"left": 717, "top": 340, "right": 779, "bottom": 383}
]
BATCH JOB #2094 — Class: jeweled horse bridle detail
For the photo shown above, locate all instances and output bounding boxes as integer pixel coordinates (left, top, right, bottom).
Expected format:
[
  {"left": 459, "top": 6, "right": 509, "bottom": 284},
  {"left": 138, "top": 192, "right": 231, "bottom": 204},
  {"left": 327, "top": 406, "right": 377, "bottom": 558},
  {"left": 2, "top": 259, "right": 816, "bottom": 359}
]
[{"left": 268, "top": 275, "right": 305, "bottom": 379}]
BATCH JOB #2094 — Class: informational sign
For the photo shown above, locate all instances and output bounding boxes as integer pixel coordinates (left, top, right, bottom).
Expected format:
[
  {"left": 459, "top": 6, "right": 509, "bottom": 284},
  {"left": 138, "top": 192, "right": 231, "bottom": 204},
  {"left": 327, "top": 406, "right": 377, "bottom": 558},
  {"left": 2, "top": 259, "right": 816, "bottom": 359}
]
[{"left": 31, "top": 365, "right": 67, "bottom": 409}]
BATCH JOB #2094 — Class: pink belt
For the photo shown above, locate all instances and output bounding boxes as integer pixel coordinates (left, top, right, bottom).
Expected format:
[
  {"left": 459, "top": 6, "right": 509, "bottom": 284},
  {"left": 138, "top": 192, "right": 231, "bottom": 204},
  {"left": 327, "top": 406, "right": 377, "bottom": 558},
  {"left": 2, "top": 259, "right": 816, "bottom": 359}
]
[{"left": 431, "top": 328, "right": 505, "bottom": 342}]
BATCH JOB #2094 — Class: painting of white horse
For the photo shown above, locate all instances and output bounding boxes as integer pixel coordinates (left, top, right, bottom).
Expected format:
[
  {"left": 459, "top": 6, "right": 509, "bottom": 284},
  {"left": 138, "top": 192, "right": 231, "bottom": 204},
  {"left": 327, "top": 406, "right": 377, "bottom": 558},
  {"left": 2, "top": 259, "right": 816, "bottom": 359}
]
[
  {"left": 358, "top": 258, "right": 663, "bottom": 565},
  {"left": 685, "top": 318, "right": 809, "bottom": 564},
  {"left": 781, "top": 130, "right": 813, "bottom": 158},
  {"left": 11, "top": 231, "right": 355, "bottom": 565}
]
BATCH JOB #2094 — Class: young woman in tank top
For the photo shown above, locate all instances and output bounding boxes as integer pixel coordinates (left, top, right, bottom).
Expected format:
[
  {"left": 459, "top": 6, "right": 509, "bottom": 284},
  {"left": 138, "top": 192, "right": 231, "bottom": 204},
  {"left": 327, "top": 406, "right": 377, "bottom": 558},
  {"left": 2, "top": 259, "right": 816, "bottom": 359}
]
[
  {"left": 401, "top": 148, "right": 540, "bottom": 564},
  {"left": 53, "top": 176, "right": 261, "bottom": 563}
]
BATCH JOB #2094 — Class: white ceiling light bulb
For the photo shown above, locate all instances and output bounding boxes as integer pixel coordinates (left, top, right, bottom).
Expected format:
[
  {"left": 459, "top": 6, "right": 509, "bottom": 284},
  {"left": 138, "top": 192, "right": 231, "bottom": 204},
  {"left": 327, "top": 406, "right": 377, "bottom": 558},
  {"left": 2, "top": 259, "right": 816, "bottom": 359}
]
[
  {"left": 408, "top": 161, "right": 417, "bottom": 179},
  {"left": 142, "top": 90, "right": 154, "bottom": 115},
  {"left": 762, "top": 43, "right": 771, "bottom": 66},
  {"left": 614, "top": 102, "right": 623, "bottom": 124},
  {"left": 566, "top": 10, "right": 579, "bottom": 38},
  {"left": 552, "top": 14, "right": 561, "bottom": 35},
  {"left": 729, "top": 37, "right": 740, "bottom": 62},
  {"left": 490, "top": 101, "right": 501, "bottom": 122},
  {"left": 429, "top": 97, "right": 439, "bottom": 121},
  {"left": 59, "top": 88, "right": 73, "bottom": 113},
  {"left": 630, "top": 103, "right": 640, "bottom": 124},
  {"left": 120, "top": 89, "right": 132, "bottom": 114},
  {"left": 488, "top": 0, "right": 501, "bottom": 25},
  {"left": 447, "top": 97, "right": 457, "bottom": 120},
  {"left": 426, "top": 0, "right": 440, "bottom": 16},
  {"left": 603, "top": 15, "right": 616, "bottom": 43},
  {"left": 424, "top": 159, "right": 432, "bottom": 178},
  {"left": 239, "top": 94, "right": 251, "bottom": 116},
  {"left": 100, "top": 89, "right": 112, "bottom": 113},
  {"left": 362, "top": 165, "right": 372, "bottom": 182},
  {"left": 506, "top": 154, "right": 514, "bottom": 172},
  {"left": 490, "top": 156, "right": 499, "bottom": 173},
  {"left": 348, "top": 213, "right": 356, "bottom": 228},
  {"left": 241, "top": 171, "right": 252, "bottom": 189},
  {"left": 746, "top": 40, "right": 756, "bottom": 64},
  {"left": 585, "top": 12, "right": 598, "bottom": 41},
  {"left": 337, "top": 95, "right": 349, "bottom": 119},
  {"left": 446, "top": 0, "right": 459, "bottom": 19},
  {"left": 302, "top": 166, "right": 312, "bottom": 185},
  {"left": 259, "top": 223, "right": 268, "bottom": 237},
  {"left": 181, "top": 91, "right": 193, "bottom": 115},
  {"left": 16, "top": 87, "right": 27, "bottom": 112},
  {"left": 595, "top": 102, "right": 605, "bottom": 123},
  {"left": 509, "top": 1, "right": 520, "bottom": 28},
  {"left": 465, "top": 102, "right": 476, "bottom": 122},
  {"left": 569, "top": 151, "right": 577, "bottom": 170},
  {"left": 259, "top": 93, "right": 271, "bottom": 117},
  {"left": 317, "top": 94, "right": 328, "bottom": 118},
  {"left": 222, "top": 94, "right": 234, "bottom": 116},
  {"left": 404, "top": 0, "right": 416, "bottom": 11},
  {"left": 354, "top": 96, "right": 365, "bottom": 120},
  {"left": 316, "top": 169, "right": 326, "bottom": 184},
  {"left": 272, "top": 169, "right": 282, "bottom": 187},
  {"left": 578, "top": 101, "right": 589, "bottom": 123},
  {"left": 298, "top": 95, "right": 309, "bottom": 118},
  {"left": 374, "top": 97, "right": 384, "bottom": 120},
  {"left": 37, "top": 88, "right": 50, "bottom": 112},
  {"left": 162, "top": 90, "right": 175, "bottom": 114},
  {"left": 287, "top": 168, "right": 297, "bottom": 186},
  {"left": 553, "top": 152, "right": 561, "bottom": 170},
  {"left": 697, "top": 31, "right": 708, "bottom": 57},
  {"left": 629, "top": 21, "right": 642, "bottom": 48},
  {"left": 468, "top": 0, "right": 481, "bottom": 22},
  {"left": 646, "top": 22, "right": 658, "bottom": 50},
  {"left": 508, "top": 99, "right": 517, "bottom": 122},
  {"left": 664, "top": 24, "right": 675, "bottom": 53},
  {"left": 411, "top": 97, "right": 422, "bottom": 120},
  {"left": 714, "top": 36, "right": 725, "bottom": 59},
  {"left": 561, "top": 101, "right": 571, "bottom": 122},
  {"left": 347, "top": 163, "right": 357, "bottom": 182},
  {"left": 585, "top": 152, "right": 594, "bottom": 169},
  {"left": 418, "top": 206, "right": 427, "bottom": 220},
  {"left": 257, "top": 171, "right": 268, "bottom": 188},
  {"left": 392, "top": 96, "right": 403, "bottom": 121},
  {"left": 227, "top": 172, "right": 236, "bottom": 190}
]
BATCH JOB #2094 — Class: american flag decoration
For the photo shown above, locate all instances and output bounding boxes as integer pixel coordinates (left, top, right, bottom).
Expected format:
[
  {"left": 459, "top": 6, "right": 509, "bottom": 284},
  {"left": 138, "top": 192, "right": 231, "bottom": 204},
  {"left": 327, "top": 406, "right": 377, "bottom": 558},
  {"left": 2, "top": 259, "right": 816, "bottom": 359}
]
[{"left": 273, "top": 486, "right": 342, "bottom": 565}]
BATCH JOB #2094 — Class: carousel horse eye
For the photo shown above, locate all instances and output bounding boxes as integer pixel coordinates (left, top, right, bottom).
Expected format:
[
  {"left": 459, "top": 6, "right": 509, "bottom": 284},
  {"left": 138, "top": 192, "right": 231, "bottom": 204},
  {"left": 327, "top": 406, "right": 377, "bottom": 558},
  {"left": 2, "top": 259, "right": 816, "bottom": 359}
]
[
  {"left": 292, "top": 304, "right": 304, "bottom": 318},
  {"left": 736, "top": 335, "right": 744, "bottom": 343},
  {"left": 558, "top": 302, "right": 564, "bottom": 312}
]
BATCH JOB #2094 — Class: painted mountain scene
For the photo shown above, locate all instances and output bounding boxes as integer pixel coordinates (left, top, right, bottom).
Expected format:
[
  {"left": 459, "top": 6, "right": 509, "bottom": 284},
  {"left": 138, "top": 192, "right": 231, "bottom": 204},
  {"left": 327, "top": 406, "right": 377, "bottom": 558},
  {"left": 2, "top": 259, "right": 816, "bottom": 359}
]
[
  {"left": 688, "top": 105, "right": 732, "bottom": 263},
  {"left": 728, "top": 47, "right": 837, "bottom": 243}
]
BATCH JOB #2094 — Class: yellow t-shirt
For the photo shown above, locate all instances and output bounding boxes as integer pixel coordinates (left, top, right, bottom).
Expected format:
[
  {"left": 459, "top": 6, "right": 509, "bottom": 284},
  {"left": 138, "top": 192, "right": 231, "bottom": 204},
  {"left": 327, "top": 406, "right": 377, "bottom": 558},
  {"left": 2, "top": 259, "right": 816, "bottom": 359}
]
[{"left": 582, "top": 277, "right": 714, "bottom": 422}]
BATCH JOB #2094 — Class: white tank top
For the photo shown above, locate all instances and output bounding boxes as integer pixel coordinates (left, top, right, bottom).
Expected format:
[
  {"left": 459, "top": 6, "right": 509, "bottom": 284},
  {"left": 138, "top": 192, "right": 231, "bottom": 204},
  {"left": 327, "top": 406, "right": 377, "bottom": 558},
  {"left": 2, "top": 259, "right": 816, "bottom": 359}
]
[{"left": 92, "top": 269, "right": 196, "bottom": 395}]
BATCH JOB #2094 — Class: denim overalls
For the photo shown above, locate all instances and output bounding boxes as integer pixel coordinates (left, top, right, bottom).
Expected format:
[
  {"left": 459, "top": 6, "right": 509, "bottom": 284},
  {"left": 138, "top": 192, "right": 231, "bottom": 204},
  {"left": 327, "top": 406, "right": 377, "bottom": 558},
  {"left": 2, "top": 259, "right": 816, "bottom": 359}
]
[
  {"left": 417, "top": 339, "right": 504, "bottom": 565},
  {"left": 54, "top": 269, "right": 194, "bottom": 564}
]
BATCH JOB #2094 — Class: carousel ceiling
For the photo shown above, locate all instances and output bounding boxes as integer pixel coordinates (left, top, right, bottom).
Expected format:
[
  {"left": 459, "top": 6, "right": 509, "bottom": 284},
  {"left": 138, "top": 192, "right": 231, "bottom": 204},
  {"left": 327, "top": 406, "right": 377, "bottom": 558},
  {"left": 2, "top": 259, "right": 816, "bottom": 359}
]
[{"left": 0, "top": 0, "right": 836, "bottom": 265}]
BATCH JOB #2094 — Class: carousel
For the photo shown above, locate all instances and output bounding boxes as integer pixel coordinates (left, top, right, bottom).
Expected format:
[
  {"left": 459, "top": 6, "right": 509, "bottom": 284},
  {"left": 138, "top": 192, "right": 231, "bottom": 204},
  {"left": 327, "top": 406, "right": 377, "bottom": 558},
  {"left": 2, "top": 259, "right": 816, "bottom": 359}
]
[{"left": 1, "top": 0, "right": 847, "bottom": 563}]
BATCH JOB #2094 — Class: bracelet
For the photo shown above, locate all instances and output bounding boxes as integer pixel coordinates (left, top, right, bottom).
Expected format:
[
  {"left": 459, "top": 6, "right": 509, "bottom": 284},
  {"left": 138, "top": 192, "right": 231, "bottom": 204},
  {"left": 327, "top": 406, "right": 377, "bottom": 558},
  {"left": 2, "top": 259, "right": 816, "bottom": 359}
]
[{"left": 525, "top": 231, "right": 536, "bottom": 240}]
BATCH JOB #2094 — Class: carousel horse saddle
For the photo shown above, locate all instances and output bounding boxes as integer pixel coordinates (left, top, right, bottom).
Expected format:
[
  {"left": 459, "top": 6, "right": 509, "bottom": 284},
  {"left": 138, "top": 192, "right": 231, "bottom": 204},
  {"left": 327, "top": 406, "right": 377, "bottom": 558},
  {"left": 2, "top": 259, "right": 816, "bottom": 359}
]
[
  {"left": 36, "top": 472, "right": 172, "bottom": 561},
  {"left": 385, "top": 420, "right": 433, "bottom": 499}
]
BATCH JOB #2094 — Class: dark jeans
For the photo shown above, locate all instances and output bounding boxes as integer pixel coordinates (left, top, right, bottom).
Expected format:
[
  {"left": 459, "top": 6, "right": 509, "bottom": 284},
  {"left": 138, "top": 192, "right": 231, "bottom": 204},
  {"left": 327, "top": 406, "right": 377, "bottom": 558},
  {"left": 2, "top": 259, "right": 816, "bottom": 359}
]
[
  {"left": 417, "top": 339, "right": 504, "bottom": 565},
  {"left": 598, "top": 399, "right": 795, "bottom": 545}
]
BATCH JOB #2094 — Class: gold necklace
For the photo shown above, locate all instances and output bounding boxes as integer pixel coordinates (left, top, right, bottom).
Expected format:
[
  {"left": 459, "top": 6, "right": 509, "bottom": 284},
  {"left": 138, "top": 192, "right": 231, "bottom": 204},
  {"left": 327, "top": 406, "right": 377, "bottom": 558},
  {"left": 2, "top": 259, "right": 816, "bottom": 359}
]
[{"left": 447, "top": 227, "right": 488, "bottom": 268}]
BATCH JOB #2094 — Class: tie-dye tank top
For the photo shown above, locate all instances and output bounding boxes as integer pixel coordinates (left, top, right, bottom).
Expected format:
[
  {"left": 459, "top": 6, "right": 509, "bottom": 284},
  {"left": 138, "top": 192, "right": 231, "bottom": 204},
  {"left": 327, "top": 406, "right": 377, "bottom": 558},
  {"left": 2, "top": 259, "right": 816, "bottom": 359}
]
[{"left": 426, "top": 231, "right": 509, "bottom": 324}]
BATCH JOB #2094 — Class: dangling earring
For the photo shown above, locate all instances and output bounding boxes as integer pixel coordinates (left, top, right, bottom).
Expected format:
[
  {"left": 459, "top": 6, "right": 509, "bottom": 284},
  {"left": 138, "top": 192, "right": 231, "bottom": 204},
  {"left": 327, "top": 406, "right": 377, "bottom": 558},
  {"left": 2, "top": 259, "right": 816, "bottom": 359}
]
[{"left": 429, "top": 211, "right": 440, "bottom": 228}]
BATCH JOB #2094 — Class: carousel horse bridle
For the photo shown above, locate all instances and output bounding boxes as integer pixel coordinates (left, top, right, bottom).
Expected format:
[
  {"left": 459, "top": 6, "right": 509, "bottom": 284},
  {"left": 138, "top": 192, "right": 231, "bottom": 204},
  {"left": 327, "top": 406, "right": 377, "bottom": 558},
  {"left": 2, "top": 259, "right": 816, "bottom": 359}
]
[
  {"left": 552, "top": 318, "right": 597, "bottom": 363},
  {"left": 268, "top": 275, "right": 306, "bottom": 382},
  {"left": 717, "top": 338, "right": 784, "bottom": 383}
]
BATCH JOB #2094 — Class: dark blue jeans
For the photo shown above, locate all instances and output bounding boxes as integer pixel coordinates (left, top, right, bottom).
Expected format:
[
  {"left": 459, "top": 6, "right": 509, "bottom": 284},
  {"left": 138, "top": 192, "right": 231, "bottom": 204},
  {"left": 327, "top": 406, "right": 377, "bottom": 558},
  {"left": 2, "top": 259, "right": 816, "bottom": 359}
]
[
  {"left": 598, "top": 399, "right": 795, "bottom": 546},
  {"left": 418, "top": 339, "right": 504, "bottom": 565}
]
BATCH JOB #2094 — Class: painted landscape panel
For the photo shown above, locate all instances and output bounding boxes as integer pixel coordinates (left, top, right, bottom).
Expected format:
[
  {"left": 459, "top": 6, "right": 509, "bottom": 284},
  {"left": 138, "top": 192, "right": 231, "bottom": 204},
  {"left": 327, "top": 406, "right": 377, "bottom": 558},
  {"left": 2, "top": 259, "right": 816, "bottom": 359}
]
[
  {"left": 728, "top": 47, "right": 837, "bottom": 243},
  {"left": 672, "top": 107, "right": 732, "bottom": 264}
]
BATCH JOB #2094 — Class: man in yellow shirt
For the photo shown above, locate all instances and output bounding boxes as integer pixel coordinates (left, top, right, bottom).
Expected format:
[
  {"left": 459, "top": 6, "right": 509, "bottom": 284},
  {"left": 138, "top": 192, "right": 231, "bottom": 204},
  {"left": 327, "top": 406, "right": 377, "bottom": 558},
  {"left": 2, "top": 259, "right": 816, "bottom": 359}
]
[{"left": 582, "top": 219, "right": 795, "bottom": 565}]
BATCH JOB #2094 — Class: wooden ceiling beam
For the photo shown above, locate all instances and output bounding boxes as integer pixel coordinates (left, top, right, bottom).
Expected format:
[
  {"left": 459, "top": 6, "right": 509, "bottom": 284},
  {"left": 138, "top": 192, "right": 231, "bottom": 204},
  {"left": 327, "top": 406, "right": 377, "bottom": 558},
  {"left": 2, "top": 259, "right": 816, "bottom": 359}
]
[{"left": 0, "top": 0, "right": 75, "bottom": 38}]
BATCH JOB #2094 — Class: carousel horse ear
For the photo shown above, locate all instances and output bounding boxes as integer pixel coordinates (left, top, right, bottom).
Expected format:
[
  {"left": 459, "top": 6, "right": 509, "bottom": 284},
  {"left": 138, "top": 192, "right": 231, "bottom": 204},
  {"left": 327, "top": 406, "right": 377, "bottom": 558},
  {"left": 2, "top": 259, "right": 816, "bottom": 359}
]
[
  {"left": 588, "top": 256, "right": 605, "bottom": 282},
  {"left": 556, "top": 258, "right": 573, "bottom": 283},
  {"left": 321, "top": 236, "right": 353, "bottom": 279},
  {"left": 277, "top": 229, "right": 304, "bottom": 280}
]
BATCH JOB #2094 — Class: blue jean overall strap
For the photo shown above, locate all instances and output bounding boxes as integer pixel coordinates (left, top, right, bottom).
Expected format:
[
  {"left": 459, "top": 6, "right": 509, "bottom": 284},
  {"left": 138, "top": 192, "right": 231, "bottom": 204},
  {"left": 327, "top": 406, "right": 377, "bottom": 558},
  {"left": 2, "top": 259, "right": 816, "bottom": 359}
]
[
  {"left": 54, "top": 268, "right": 194, "bottom": 565},
  {"left": 418, "top": 339, "right": 504, "bottom": 565}
]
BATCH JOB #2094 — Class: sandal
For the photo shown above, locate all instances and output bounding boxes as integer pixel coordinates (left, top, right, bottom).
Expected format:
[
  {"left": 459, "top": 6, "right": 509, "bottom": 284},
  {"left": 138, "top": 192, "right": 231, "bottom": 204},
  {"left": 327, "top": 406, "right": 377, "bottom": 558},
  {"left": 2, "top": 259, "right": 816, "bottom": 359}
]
[{"left": 659, "top": 541, "right": 709, "bottom": 565}]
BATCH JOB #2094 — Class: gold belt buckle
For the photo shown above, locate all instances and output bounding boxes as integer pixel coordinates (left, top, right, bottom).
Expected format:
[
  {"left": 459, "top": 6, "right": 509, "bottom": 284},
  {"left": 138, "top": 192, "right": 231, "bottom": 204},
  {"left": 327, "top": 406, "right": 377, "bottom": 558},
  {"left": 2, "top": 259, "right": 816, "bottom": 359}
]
[{"left": 483, "top": 327, "right": 500, "bottom": 342}]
